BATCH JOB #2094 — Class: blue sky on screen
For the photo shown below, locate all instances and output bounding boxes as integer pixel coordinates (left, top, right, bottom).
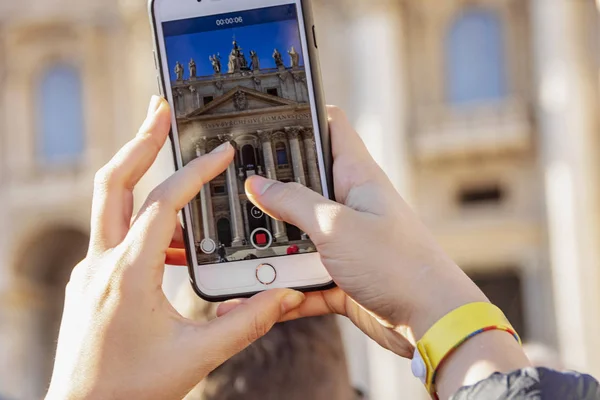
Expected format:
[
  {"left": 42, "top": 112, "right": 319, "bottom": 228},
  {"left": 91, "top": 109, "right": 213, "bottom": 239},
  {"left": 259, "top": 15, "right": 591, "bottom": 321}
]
[{"left": 165, "top": 19, "right": 305, "bottom": 81}]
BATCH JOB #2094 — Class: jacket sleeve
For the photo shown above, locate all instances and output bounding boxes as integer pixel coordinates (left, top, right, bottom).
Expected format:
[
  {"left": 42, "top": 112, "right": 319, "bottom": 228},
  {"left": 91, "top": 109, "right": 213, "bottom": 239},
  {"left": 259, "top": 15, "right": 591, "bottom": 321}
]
[{"left": 451, "top": 367, "right": 600, "bottom": 400}]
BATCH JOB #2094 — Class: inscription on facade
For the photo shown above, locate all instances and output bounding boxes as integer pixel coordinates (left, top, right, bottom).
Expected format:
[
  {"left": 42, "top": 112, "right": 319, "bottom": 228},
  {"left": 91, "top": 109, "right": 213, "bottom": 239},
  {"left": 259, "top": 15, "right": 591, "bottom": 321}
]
[{"left": 199, "top": 113, "right": 311, "bottom": 129}]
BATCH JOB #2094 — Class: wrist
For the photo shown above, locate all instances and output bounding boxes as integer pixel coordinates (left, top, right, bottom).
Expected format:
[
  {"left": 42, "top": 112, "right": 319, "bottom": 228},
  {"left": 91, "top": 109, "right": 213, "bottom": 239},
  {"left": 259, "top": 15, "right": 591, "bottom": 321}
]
[
  {"left": 436, "top": 330, "right": 530, "bottom": 399},
  {"left": 406, "top": 264, "right": 489, "bottom": 340},
  {"left": 410, "top": 300, "right": 527, "bottom": 398}
]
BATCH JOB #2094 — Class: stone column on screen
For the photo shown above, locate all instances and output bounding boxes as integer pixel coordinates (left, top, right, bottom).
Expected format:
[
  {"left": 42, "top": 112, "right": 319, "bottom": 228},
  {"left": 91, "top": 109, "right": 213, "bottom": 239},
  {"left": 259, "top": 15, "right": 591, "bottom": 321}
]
[
  {"left": 258, "top": 129, "right": 288, "bottom": 242},
  {"left": 195, "top": 139, "right": 216, "bottom": 243},
  {"left": 285, "top": 127, "right": 307, "bottom": 186},
  {"left": 301, "top": 127, "right": 323, "bottom": 194},
  {"left": 241, "top": 199, "right": 251, "bottom": 240},
  {"left": 225, "top": 140, "right": 245, "bottom": 247}
]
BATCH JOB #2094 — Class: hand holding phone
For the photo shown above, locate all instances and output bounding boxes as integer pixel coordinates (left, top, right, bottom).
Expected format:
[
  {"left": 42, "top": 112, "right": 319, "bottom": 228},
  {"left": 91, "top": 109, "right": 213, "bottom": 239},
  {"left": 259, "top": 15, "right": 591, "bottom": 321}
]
[
  {"left": 218, "top": 107, "right": 490, "bottom": 362},
  {"left": 150, "top": 0, "right": 334, "bottom": 300},
  {"left": 46, "top": 97, "right": 307, "bottom": 400}
]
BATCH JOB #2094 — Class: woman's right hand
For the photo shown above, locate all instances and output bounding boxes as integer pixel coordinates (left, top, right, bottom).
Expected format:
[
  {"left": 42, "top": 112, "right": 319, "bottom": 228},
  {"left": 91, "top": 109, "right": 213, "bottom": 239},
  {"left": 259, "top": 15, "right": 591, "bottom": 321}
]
[{"left": 220, "top": 107, "right": 489, "bottom": 358}]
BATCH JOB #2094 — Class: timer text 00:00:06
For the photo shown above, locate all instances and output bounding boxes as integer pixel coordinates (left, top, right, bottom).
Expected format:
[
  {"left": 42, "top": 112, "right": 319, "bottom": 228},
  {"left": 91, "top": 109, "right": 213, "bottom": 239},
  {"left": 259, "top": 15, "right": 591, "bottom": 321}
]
[{"left": 216, "top": 17, "right": 244, "bottom": 26}]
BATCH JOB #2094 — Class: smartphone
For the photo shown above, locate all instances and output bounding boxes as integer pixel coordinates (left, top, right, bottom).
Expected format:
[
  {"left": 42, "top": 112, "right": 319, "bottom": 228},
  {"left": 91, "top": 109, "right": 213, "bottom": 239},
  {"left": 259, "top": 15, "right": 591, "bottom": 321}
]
[{"left": 149, "top": 0, "right": 335, "bottom": 301}]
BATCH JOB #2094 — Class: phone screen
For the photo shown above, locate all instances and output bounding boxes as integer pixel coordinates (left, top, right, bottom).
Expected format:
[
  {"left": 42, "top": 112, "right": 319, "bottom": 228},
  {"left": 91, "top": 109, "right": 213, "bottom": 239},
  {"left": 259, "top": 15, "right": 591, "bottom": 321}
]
[{"left": 162, "top": 3, "right": 326, "bottom": 266}]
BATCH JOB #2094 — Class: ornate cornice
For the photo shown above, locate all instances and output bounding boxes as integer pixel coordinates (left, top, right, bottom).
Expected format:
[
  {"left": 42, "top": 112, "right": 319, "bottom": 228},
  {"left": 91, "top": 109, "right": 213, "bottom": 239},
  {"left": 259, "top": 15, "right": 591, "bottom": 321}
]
[
  {"left": 217, "top": 134, "right": 233, "bottom": 143},
  {"left": 285, "top": 126, "right": 302, "bottom": 140},
  {"left": 207, "top": 138, "right": 223, "bottom": 152},
  {"left": 302, "top": 127, "right": 315, "bottom": 140},
  {"left": 257, "top": 129, "right": 274, "bottom": 143}
]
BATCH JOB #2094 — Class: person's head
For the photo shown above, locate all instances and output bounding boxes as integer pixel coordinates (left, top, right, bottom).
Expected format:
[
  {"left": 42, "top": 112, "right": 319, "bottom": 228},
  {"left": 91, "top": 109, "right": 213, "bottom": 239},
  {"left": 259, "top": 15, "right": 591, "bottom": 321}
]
[{"left": 174, "top": 283, "right": 355, "bottom": 400}]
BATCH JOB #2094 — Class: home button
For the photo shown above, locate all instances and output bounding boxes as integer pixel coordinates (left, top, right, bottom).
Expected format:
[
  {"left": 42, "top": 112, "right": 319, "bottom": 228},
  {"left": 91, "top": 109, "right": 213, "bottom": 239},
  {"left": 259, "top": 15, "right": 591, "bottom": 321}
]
[{"left": 256, "top": 264, "right": 277, "bottom": 285}]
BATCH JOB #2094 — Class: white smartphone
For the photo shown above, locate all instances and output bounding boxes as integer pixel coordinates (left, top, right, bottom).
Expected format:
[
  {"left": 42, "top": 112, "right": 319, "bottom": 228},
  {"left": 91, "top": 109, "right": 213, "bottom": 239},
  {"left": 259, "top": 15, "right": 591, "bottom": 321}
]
[{"left": 149, "top": 0, "right": 335, "bottom": 301}]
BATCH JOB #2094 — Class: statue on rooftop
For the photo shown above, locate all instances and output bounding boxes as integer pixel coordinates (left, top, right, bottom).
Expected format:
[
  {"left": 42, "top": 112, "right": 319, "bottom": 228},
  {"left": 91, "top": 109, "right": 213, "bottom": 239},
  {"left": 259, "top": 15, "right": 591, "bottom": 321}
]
[
  {"left": 228, "top": 40, "right": 249, "bottom": 73},
  {"left": 209, "top": 54, "right": 221, "bottom": 74},
  {"left": 273, "top": 48, "right": 284, "bottom": 68},
  {"left": 250, "top": 50, "right": 260, "bottom": 71},
  {"left": 175, "top": 61, "right": 184, "bottom": 81},
  {"left": 288, "top": 46, "right": 300, "bottom": 68},
  {"left": 189, "top": 58, "right": 197, "bottom": 78}
]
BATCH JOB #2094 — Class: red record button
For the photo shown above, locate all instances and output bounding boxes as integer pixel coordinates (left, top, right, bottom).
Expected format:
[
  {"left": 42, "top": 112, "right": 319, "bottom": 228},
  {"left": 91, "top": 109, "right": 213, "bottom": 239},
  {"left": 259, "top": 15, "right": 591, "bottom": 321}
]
[{"left": 250, "top": 228, "right": 273, "bottom": 251}]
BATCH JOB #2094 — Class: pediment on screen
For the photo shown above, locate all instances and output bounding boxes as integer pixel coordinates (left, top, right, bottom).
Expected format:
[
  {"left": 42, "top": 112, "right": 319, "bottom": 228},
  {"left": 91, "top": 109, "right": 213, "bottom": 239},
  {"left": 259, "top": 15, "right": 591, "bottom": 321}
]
[{"left": 186, "top": 86, "right": 298, "bottom": 117}]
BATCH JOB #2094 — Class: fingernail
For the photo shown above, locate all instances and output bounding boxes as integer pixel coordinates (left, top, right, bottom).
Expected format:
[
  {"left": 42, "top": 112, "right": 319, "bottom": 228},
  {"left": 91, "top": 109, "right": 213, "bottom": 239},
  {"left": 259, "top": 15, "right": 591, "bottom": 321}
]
[
  {"left": 147, "top": 95, "right": 163, "bottom": 117},
  {"left": 210, "top": 141, "right": 231, "bottom": 154},
  {"left": 252, "top": 176, "right": 277, "bottom": 196},
  {"left": 280, "top": 291, "right": 306, "bottom": 314}
]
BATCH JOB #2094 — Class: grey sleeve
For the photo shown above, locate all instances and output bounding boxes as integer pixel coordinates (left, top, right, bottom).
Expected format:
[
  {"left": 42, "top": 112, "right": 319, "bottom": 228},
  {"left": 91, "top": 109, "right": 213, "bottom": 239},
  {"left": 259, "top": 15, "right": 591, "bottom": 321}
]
[{"left": 451, "top": 367, "right": 600, "bottom": 400}]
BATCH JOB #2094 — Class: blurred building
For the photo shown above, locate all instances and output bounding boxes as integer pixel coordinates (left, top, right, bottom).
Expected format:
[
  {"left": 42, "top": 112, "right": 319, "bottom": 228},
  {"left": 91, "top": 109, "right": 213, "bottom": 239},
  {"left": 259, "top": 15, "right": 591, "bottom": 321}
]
[
  {"left": 312, "top": 1, "right": 600, "bottom": 398},
  {"left": 0, "top": 0, "right": 157, "bottom": 398},
  {"left": 1, "top": 0, "right": 600, "bottom": 399}
]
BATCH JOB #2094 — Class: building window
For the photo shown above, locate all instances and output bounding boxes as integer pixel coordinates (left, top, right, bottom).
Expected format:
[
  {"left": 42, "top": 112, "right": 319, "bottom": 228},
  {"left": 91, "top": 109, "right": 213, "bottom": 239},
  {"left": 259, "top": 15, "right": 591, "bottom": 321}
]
[
  {"left": 458, "top": 184, "right": 505, "bottom": 207},
  {"left": 212, "top": 185, "right": 227, "bottom": 196},
  {"left": 446, "top": 8, "right": 507, "bottom": 104},
  {"left": 241, "top": 144, "right": 257, "bottom": 167},
  {"left": 217, "top": 218, "right": 233, "bottom": 247},
  {"left": 37, "top": 64, "right": 85, "bottom": 165},
  {"left": 275, "top": 142, "right": 289, "bottom": 167},
  {"left": 266, "top": 88, "right": 279, "bottom": 97},
  {"left": 203, "top": 96, "right": 214, "bottom": 105}
]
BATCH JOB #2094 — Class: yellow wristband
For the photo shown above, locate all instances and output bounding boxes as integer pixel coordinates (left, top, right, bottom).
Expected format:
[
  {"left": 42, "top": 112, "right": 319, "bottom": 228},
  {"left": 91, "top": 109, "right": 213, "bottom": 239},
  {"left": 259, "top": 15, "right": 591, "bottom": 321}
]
[{"left": 411, "top": 302, "right": 521, "bottom": 396}]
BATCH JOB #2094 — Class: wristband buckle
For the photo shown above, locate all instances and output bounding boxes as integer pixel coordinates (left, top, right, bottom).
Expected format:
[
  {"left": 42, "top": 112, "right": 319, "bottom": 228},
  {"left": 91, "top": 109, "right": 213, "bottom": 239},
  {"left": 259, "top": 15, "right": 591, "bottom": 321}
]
[{"left": 411, "top": 348, "right": 428, "bottom": 385}]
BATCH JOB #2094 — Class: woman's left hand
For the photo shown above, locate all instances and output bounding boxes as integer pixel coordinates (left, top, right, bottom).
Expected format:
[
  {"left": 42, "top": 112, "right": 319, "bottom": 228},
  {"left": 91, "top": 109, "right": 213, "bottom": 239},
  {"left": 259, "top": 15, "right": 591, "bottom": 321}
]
[{"left": 46, "top": 96, "right": 306, "bottom": 400}]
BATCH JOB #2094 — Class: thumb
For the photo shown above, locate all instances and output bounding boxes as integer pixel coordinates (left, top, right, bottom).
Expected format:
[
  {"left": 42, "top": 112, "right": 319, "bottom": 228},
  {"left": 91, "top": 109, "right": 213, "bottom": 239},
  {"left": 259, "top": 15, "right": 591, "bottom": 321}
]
[
  {"left": 198, "top": 289, "right": 305, "bottom": 369},
  {"left": 245, "top": 176, "right": 347, "bottom": 242}
]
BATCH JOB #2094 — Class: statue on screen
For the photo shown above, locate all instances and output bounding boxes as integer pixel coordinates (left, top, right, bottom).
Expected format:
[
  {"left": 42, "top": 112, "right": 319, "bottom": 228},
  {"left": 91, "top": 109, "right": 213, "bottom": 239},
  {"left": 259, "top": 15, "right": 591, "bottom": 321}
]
[
  {"left": 239, "top": 49, "right": 249, "bottom": 70},
  {"left": 228, "top": 40, "right": 250, "bottom": 73},
  {"left": 209, "top": 54, "right": 221, "bottom": 74},
  {"left": 288, "top": 46, "right": 300, "bottom": 68},
  {"left": 250, "top": 50, "right": 260, "bottom": 71},
  {"left": 273, "top": 48, "right": 284, "bottom": 68},
  {"left": 189, "top": 58, "right": 197, "bottom": 78},
  {"left": 228, "top": 40, "right": 242, "bottom": 73},
  {"left": 175, "top": 61, "right": 184, "bottom": 81},
  {"left": 228, "top": 51, "right": 239, "bottom": 73}
]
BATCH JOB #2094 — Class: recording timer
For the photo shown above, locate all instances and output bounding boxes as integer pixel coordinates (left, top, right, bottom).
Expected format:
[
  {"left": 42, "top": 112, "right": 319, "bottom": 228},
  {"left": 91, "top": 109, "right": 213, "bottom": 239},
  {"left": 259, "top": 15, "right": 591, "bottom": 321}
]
[{"left": 216, "top": 16, "right": 244, "bottom": 26}]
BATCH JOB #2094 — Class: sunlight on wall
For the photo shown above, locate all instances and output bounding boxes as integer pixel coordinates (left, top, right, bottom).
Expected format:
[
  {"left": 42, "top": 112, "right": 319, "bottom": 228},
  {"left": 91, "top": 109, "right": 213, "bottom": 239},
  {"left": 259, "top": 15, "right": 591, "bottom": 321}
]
[{"left": 544, "top": 163, "right": 585, "bottom": 370}]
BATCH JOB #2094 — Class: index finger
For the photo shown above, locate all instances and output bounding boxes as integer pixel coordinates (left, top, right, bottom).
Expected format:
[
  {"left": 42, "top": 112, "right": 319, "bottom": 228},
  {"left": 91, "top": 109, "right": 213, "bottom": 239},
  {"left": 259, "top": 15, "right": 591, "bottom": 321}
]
[
  {"left": 90, "top": 96, "right": 171, "bottom": 253},
  {"left": 122, "top": 142, "right": 234, "bottom": 275}
]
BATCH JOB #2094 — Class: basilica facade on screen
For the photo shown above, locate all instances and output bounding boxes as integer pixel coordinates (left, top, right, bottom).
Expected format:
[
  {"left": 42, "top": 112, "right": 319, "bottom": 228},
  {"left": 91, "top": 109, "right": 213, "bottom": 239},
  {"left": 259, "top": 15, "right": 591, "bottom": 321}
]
[{"left": 170, "top": 40, "right": 323, "bottom": 263}]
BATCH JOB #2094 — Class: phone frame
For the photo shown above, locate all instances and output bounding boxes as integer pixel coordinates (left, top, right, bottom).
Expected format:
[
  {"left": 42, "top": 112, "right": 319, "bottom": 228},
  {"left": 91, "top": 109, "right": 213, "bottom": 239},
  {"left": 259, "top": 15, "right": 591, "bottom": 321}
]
[{"left": 148, "top": 0, "right": 336, "bottom": 302}]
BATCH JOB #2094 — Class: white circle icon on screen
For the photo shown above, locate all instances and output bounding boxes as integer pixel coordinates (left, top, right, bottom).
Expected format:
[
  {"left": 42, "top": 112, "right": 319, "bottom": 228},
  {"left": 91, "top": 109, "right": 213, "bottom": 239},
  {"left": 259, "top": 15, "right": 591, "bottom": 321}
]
[
  {"left": 200, "top": 238, "right": 217, "bottom": 254},
  {"left": 250, "top": 228, "right": 273, "bottom": 251},
  {"left": 250, "top": 207, "right": 264, "bottom": 220}
]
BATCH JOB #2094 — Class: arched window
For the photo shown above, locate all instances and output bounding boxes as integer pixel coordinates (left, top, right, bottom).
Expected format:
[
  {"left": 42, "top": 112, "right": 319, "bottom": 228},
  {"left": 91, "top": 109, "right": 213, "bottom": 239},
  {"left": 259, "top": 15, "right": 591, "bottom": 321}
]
[
  {"left": 275, "top": 142, "right": 289, "bottom": 166},
  {"left": 37, "top": 64, "right": 85, "bottom": 165},
  {"left": 446, "top": 9, "right": 507, "bottom": 104},
  {"left": 242, "top": 144, "right": 257, "bottom": 167}
]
